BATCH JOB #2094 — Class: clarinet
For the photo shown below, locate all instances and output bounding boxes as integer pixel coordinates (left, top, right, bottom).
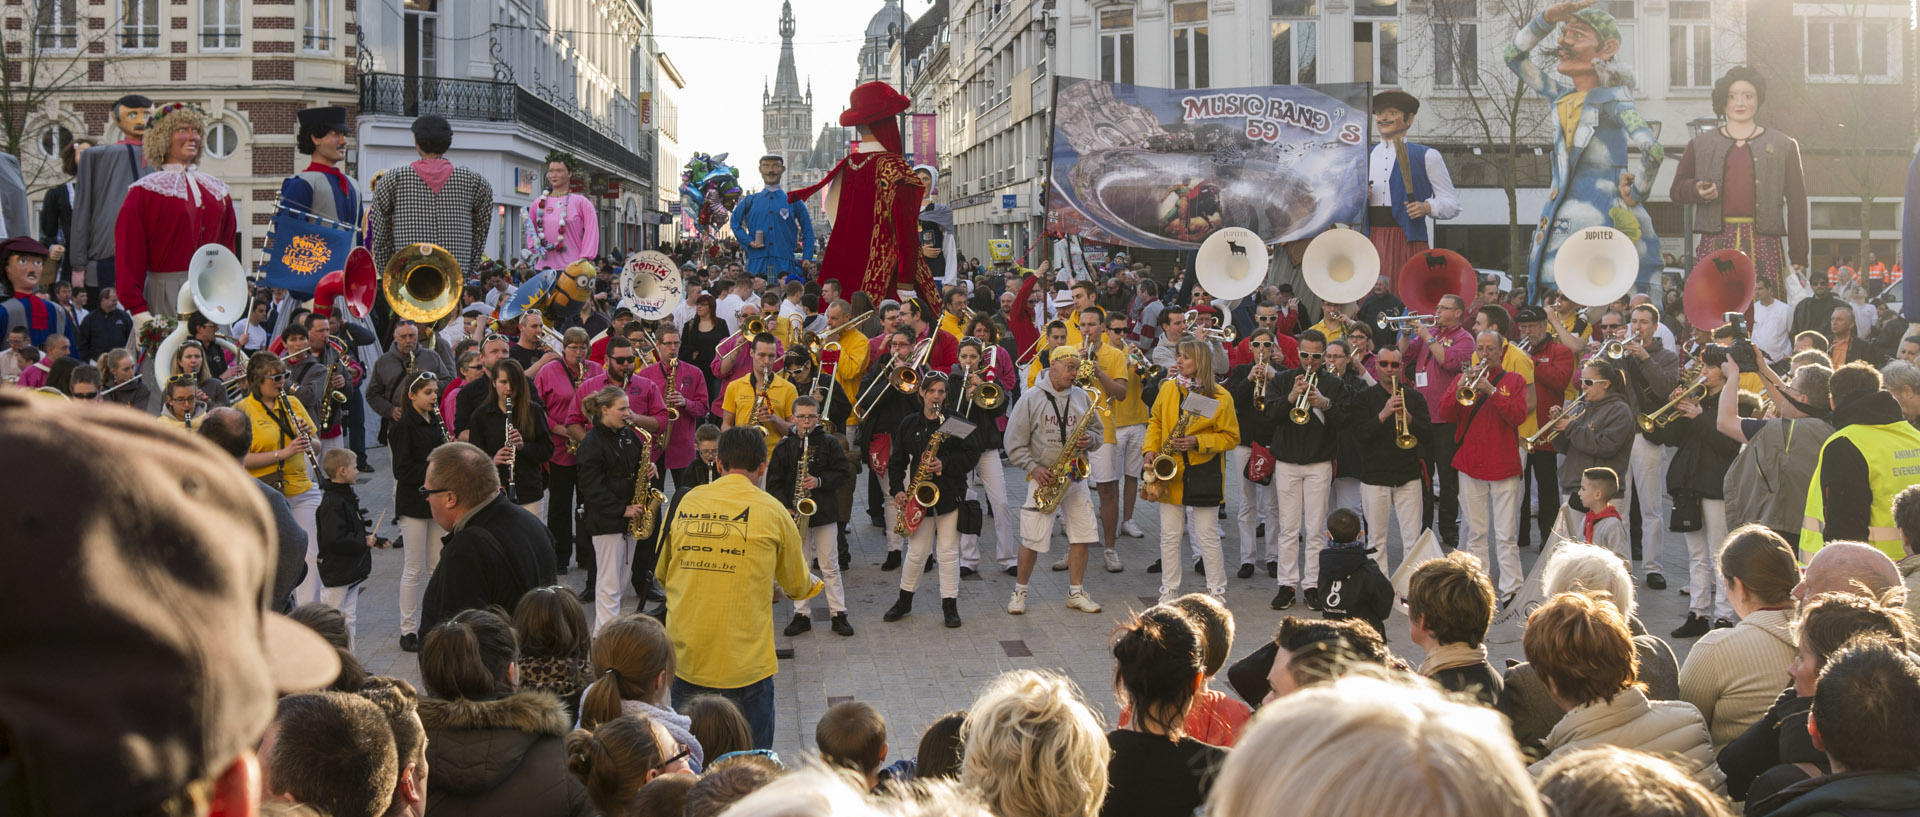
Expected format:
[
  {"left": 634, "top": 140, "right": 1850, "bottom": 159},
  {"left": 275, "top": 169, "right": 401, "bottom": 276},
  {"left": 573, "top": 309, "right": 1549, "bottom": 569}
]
[
  {"left": 503, "top": 392, "right": 517, "bottom": 498},
  {"left": 429, "top": 402, "right": 453, "bottom": 445},
  {"left": 279, "top": 392, "right": 322, "bottom": 475}
]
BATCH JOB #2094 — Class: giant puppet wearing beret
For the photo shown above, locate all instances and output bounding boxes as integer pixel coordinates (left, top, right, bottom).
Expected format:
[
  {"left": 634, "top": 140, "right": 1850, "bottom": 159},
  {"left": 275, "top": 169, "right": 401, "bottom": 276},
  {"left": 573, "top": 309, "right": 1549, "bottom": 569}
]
[{"left": 787, "top": 81, "right": 937, "bottom": 308}]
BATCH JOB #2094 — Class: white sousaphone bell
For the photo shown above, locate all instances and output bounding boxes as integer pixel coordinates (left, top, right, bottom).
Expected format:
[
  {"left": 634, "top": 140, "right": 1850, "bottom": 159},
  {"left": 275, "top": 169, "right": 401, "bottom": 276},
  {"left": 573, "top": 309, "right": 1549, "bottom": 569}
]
[
  {"left": 1553, "top": 226, "right": 1640, "bottom": 307},
  {"left": 618, "top": 250, "right": 687, "bottom": 322},
  {"left": 155, "top": 243, "right": 250, "bottom": 376},
  {"left": 1300, "top": 226, "right": 1380, "bottom": 304},
  {"left": 1194, "top": 227, "right": 1270, "bottom": 301}
]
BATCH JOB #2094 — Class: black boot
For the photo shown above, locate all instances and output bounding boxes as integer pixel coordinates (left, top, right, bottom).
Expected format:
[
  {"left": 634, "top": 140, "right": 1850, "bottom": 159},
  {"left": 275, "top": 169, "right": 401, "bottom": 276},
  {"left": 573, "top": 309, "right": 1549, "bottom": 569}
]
[
  {"left": 881, "top": 551, "right": 902, "bottom": 571},
  {"left": 884, "top": 590, "right": 914, "bottom": 621},
  {"left": 838, "top": 527, "right": 852, "bottom": 571},
  {"left": 783, "top": 612, "right": 812, "bottom": 636},
  {"left": 942, "top": 597, "right": 962, "bottom": 628}
]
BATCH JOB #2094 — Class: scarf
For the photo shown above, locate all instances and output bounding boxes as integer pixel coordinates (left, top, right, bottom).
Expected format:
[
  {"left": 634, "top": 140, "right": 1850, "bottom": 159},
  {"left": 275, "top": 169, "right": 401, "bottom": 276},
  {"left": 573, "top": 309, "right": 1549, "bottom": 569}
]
[
  {"left": 412, "top": 158, "right": 455, "bottom": 194},
  {"left": 304, "top": 161, "right": 351, "bottom": 197},
  {"left": 1417, "top": 641, "right": 1489, "bottom": 677},
  {"left": 1583, "top": 504, "right": 1622, "bottom": 543}
]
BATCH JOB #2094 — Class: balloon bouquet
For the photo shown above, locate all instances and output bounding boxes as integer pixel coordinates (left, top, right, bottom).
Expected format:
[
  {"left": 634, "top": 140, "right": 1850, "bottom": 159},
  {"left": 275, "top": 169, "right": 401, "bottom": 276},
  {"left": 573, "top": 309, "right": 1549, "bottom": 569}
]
[{"left": 680, "top": 153, "right": 743, "bottom": 260}]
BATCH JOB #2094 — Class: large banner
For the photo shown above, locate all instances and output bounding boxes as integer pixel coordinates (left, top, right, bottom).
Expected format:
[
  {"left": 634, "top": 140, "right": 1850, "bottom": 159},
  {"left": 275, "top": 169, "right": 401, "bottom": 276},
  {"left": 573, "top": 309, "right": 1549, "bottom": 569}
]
[
  {"left": 1047, "top": 76, "right": 1369, "bottom": 250},
  {"left": 907, "top": 114, "right": 938, "bottom": 166}
]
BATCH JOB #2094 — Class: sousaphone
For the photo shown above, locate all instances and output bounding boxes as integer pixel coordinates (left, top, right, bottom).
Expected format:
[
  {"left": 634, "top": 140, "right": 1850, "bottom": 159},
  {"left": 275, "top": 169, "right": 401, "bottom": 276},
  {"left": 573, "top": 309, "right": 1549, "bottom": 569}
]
[
  {"left": 1683, "top": 249, "right": 1755, "bottom": 330},
  {"left": 1553, "top": 226, "right": 1640, "bottom": 307},
  {"left": 382, "top": 243, "right": 461, "bottom": 329},
  {"left": 1194, "top": 226, "right": 1268, "bottom": 301},
  {"left": 1397, "top": 248, "right": 1476, "bottom": 315},
  {"left": 155, "top": 243, "right": 249, "bottom": 376},
  {"left": 312, "top": 246, "right": 378, "bottom": 319},
  {"left": 619, "top": 250, "right": 687, "bottom": 322},
  {"left": 1300, "top": 227, "right": 1380, "bottom": 304}
]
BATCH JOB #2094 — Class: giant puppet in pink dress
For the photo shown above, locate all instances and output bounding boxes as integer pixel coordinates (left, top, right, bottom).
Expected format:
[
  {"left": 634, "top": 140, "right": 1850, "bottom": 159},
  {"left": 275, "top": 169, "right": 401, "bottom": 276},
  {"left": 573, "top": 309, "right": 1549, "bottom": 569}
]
[{"left": 525, "top": 150, "right": 600, "bottom": 269}]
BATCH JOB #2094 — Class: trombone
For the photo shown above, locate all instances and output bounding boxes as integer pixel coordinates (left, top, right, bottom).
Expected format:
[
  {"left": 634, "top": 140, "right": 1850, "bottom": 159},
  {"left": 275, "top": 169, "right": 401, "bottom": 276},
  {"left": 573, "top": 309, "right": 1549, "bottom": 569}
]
[
  {"left": 1522, "top": 395, "right": 1588, "bottom": 452},
  {"left": 1377, "top": 312, "right": 1437, "bottom": 330},
  {"left": 1389, "top": 375, "right": 1418, "bottom": 449},
  {"left": 1585, "top": 338, "right": 1629, "bottom": 362},
  {"left": 1456, "top": 361, "right": 1491, "bottom": 406},
  {"left": 1636, "top": 372, "right": 1709, "bottom": 433},
  {"left": 891, "top": 336, "right": 935, "bottom": 393},
  {"left": 960, "top": 341, "right": 1006, "bottom": 412}
]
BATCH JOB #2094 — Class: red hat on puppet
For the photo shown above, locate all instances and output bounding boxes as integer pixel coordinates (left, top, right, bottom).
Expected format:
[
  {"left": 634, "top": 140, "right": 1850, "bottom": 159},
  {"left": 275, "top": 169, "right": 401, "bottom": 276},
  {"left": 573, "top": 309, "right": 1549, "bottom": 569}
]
[{"left": 839, "top": 81, "right": 912, "bottom": 153}]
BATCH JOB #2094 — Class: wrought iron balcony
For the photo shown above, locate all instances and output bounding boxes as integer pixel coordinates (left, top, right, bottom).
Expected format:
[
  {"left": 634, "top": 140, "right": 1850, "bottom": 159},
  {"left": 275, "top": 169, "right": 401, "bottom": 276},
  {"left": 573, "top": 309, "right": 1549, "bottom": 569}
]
[{"left": 359, "top": 72, "right": 650, "bottom": 181}]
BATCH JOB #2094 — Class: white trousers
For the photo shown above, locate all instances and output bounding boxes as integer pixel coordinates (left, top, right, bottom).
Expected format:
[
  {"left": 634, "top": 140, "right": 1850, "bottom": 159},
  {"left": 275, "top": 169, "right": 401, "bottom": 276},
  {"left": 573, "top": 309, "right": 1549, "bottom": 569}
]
[
  {"left": 1231, "top": 448, "right": 1278, "bottom": 565},
  {"left": 397, "top": 515, "right": 447, "bottom": 635},
  {"left": 793, "top": 524, "right": 847, "bottom": 615},
  {"left": 1684, "top": 497, "right": 1733, "bottom": 619},
  {"left": 318, "top": 582, "right": 363, "bottom": 650},
  {"left": 1361, "top": 479, "right": 1426, "bottom": 574},
  {"left": 1272, "top": 461, "right": 1332, "bottom": 588},
  {"left": 959, "top": 452, "right": 1018, "bottom": 570},
  {"left": 1331, "top": 476, "right": 1364, "bottom": 513},
  {"left": 1628, "top": 436, "right": 1673, "bottom": 576},
  {"left": 591, "top": 532, "right": 637, "bottom": 633},
  {"left": 288, "top": 487, "right": 323, "bottom": 605},
  {"left": 900, "top": 511, "right": 962, "bottom": 599},
  {"left": 519, "top": 497, "right": 547, "bottom": 521},
  {"left": 1461, "top": 475, "right": 1524, "bottom": 595},
  {"left": 1159, "top": 503, "right": 1226, "bottom": 599},
  {"left": 881, "top": 493, "right": 906, "bottom": 553}
]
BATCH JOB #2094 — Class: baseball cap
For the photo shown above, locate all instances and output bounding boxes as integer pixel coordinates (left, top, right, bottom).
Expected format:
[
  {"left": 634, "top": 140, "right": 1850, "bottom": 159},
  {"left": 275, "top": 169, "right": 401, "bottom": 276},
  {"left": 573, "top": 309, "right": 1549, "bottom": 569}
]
[
  {"left": 0, "top": 393, "right": 339, "bottom": 816},
  {"left": 1515, "top": 306, "right": 1548, "bottom": 323}
]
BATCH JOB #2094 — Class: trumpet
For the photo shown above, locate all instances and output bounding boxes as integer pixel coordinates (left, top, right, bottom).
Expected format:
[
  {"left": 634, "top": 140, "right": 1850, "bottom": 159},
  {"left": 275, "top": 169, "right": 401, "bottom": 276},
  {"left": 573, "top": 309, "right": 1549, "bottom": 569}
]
[
  {"left": 1456, "top": 362, "right": 1490, "bottom": 406},
  {"left": 1389, "top": 375, "right": 1417, "bottom": 450},
  {"left": 1586, "top": 338, "right": 1629, "bottom": 362},
  {"left": 1185, "top": 310, "right": 1237, "bottom": 343},
  {"left": 1636, "top": 372, "right": 1709, "bottom": 433},
  {"left": 1290, "top": 366, "right": 1320, "bottom": 424},
  {"left": 1523, "top": 395, "right": 1588, "bottom": 452},
  {"left": 1377, "top": 312, "right": 1437, "bottom": 330},
  {"left": 1252, "top": 351, "right": 1271, "bottom": 413},
  {"left": 1127, "top": 346, "right": 1165, "bottom": 380}
]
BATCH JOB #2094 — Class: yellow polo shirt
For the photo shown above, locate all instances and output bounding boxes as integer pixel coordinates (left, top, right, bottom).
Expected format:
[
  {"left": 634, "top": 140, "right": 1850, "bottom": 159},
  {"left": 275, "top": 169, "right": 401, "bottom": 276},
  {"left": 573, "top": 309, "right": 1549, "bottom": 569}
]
[
  {"left": 1089, "top": 345, "right": 1135, "bottom": 442},
  {"left": 237, "top": 394, "right": 316, "bottom": 497},
  {"left": 722, "top": 373, "right": 800, "bottom": 453},
  {"left": 826, "top": 327, "right": 869, "bottom": 407},
  {"left": 656, "top": 473, "right": 822, "bottom": 689}
]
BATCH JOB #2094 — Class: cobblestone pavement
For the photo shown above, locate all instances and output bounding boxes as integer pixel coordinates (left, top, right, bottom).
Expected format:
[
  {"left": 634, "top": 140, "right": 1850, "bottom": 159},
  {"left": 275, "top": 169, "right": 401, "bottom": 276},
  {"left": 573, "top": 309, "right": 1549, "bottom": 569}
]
[{"left": 343, "top": 444, "right": 1701, "bottom": 759}]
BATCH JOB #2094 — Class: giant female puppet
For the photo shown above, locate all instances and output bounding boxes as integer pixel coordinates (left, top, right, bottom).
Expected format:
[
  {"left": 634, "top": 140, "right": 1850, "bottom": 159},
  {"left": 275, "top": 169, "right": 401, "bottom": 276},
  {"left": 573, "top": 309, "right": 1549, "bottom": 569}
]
[
  {"left": 114, "top": 102, "right": 239, "bottom": 336},
  {"left": 788, "top": 81, "right": 937, "bottom": 308},
  {"left": 526, "top": 150, "right": 600, "bottom": 270},
  {"left": 1669, "top": 66, "right": 1808, "bottom": 295},
  {"left": 1506, "top": 0, "right": 1663, "bottom": 300}
]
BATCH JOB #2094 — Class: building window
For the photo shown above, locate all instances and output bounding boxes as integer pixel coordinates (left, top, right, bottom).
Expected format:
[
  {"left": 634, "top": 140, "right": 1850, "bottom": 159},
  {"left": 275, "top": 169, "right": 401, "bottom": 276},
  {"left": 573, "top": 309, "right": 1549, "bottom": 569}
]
[
  {"left": 1353, "top": 23, "right": 1399, "bottom": 85},
  {"left": 1269, "top": 0, "right": 1318, "bottom": 84},
  {"left": 38, "top": 125, "right": 74, "bottom": 158},
  {"left": 1665, "top": 0, "right": 1711, "bottom": 88},
  {"left": 1171, "top": 0, "right": 1209, "bottom": 90},
  {"left": 1431, "top": 0, "right": 1476, "bottom": 87},
  {"left": 404, "top": 0, "right": 438, "bottom": 79},
  {"left": 1805, "top": 17, "right": 1897, "bottom": 82},
  {"left": 120, "top": 0, "right": 159, "bottom": 50},
  {"left": 200, "top": 0, "right": 240, "bottom": 49},
  {"left": 36, "top": 0, "right": 77, "bottom": 50},
  {"left": 204, "top": 121, "right": 238, "bottom": 159},
  {"left": 302, "top": 0, "right": 331, "bottom": 50},
  {"left": 1099, "top": 8, "right": 1135, "bottom": 85}
]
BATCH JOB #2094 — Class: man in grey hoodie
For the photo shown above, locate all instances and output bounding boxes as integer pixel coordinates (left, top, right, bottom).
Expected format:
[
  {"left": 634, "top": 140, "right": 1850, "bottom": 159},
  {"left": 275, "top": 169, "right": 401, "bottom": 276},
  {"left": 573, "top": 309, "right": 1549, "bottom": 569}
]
[{"left": 1005, "top": 345, "right": 1106, "bottom": 616}]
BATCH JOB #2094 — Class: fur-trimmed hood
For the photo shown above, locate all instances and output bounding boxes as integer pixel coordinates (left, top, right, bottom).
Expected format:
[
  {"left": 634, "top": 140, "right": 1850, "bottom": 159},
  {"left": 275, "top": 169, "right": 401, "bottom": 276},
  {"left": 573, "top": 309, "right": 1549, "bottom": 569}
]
[{"left": 420, "top": 691, "right": 589, "bottom": 816}]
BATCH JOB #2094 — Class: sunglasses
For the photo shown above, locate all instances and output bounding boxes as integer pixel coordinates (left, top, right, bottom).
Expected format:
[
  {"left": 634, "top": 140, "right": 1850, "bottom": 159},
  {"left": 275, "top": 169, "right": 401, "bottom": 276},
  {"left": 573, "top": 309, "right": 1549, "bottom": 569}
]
[
  {"left": 1250, "top": 341, "right": 1275, "bottom": 349},
  {"left": 610, "top": 355, "right": 636, "bottom": 364},
  {"left": 1299, "top": 352, "right": 1324, "bottom": 360},
  {"left": 1580, "top": 378, "right": 1599, "bottom": 387},
  {"left": 1597, "top": 323, "right": 1624, "bottom": 330},
  {"left": 1377, "top": 361, "right": 1403, "bottom": 369},
  {"left": 167, "top": 373, "right": 197, "bottom": 385},
  {"left": 267, "top": 372, "right": 290, "bottom": 383}
]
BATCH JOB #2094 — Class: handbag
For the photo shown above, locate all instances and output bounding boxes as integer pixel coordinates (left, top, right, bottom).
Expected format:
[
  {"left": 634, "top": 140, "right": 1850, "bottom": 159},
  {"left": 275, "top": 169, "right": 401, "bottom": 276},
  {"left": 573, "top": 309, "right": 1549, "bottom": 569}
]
[
  {"left": 1243, "top": 442, "right": 1276, "bottom": 486},
  {"left": 957, "top": 499, "right": 984, "bottom": 535},
  {"left": 1668, "top": 493, "right": 1704, "bottom": 533}
]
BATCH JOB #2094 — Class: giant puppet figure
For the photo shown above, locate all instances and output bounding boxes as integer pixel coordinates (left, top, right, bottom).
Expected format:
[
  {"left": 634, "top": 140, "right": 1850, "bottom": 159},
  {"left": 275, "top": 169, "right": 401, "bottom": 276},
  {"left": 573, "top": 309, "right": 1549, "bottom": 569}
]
[
  {"left": 1669, "top": 66, "right": 1809, "bottom": 295},
  {"left": 1506, "top": 0, "right": 1662, "bottom": 299},
  {"left": 70, "top": 94, "right": 154, "bottom": 301},
  {"left": 788, "top": 81, "right": 937, "bottom": 308},
  {"left": 731, "top": 153, "right": 815, "bottom": 280},
  {"left": 526, "top": 150, "right": 599, "bottom": 270},
  {"left": 113, "top": 102, "right": 239, "bottom": 334},
  {"left": 1367, "top": 91, "right": 1460, "bottom": 290}
]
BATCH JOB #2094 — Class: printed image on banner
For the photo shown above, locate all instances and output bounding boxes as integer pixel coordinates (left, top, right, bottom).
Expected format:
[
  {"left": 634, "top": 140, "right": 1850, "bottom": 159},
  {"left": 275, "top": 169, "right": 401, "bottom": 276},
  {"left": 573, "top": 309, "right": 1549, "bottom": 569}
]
[
  {"left": 1047, "top": 76, "right": 1369, "bottom": 250},
  {"left": 257, "top": 201, "right": 357, "bottom": 295}
]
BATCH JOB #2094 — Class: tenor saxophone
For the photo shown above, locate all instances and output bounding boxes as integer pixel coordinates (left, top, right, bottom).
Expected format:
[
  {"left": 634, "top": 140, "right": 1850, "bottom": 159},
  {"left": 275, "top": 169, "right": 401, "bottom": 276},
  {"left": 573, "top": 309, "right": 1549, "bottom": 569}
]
[
  {"left": 626, "top": 422, "right": 665, "bottom": 540},
  {"left": 895, "top": 417, "right": 948, "bottom": 536},
  {"left": 793, "top": 432, "right": 816, "bottom": 528},
  {"left": 1030, "top": 387, "right": 1103, "bottom": 514}
]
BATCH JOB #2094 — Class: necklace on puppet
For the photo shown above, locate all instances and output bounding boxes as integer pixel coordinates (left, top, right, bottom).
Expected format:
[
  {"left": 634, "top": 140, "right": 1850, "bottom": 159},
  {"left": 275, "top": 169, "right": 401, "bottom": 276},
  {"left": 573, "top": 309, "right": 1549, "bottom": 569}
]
[{"left": 526, "top": 191, "right": 569, "bottom": 259}]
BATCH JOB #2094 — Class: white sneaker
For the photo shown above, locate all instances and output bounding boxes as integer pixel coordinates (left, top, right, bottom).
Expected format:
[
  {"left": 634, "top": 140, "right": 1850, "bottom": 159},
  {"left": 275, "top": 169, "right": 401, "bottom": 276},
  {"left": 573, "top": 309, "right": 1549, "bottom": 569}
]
[
  {"left": 1007, "top": 588, "right": 1028, "bottom": 615},
  {"left": 1103, "top": 548, "right": 1124, "bottom": 573},
  {"left": 1066, "top": 591, "right": 1102, "bottom": 613},
  {"left": 1122, "top": 520, "right": 1146, "bottom": 538},
  {"left": 1051, "top": 555, "right": 1069, "bottom": 571}
]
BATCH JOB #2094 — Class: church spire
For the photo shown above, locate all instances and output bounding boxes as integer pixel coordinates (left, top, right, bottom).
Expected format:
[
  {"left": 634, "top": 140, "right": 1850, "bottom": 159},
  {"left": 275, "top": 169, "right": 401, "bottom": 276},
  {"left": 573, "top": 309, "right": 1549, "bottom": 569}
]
[{"left": 772, "top": 0, "right": 802, "bottom": 101}]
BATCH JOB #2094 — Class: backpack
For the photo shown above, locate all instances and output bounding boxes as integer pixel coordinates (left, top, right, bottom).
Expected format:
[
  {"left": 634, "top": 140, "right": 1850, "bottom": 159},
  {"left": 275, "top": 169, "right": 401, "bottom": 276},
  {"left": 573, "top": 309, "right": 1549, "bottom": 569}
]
[{"left": 1318, "top": 542, "right": 1394, "bottom": 627}]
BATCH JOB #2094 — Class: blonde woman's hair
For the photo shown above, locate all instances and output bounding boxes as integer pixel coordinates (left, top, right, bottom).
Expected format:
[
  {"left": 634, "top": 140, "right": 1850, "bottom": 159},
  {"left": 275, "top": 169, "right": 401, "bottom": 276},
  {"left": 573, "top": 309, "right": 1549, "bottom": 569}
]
[
  {"left": 705, "top": 764, "right": 887, "bottom": 817},
  {"left": 1535, "top": 745, "right": 1732, "bottom": 817},
  {"left": 1540, "top": 542, "right": 1636, "bottom": 619},
  {"left": 1173, "top": 336, "right": 1217, "bottom": 397},
  {"left": 581, "top": 385, "right": 628, "bottom": 427},
  {"left": 1208, "top": 675, "right": 1546, "bottom": 817},
  {"left": 960, "top": 670, "right": 1110, "bottom": 817}
]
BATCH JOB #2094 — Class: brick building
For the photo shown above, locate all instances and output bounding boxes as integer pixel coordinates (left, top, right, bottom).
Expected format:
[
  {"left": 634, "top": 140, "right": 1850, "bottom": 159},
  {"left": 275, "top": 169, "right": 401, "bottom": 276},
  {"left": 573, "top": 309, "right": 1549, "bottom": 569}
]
[{"left": 5, "top": 0, "right": 359, "bottom": 262}]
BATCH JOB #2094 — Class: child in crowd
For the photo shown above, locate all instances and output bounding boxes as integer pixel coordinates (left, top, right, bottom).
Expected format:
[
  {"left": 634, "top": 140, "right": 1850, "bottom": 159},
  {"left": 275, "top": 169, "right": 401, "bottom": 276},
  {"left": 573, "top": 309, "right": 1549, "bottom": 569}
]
[
  {"left": 1116, "top": 593, "right": 1252, "bottom": 746},
  {"left": 683, "top": 694, "right": 754, "bottom": 762},
  {"left": 513, "top": 585, "right": 594, "bottom": 719},
  {"left": 630, "top": 774, "right": 697, "bottom": 817},
  {"left": 1315, "top": 508, "right": 1394, "bottom": 639},
  {"left": 1579, "top": 467, "right": 1628, "bottom": 562},
  {"left": 580, "top": 614, "right": 705, "bottom": 772},
  {"left": 815, "top": 701, "right": 889, "bottom": 792},
  {"left": 315, "top": 447, "right": 386, "bottom": 649},
  {"left": 1407, "top": 552, "right": 1503, "bottom": 707}
]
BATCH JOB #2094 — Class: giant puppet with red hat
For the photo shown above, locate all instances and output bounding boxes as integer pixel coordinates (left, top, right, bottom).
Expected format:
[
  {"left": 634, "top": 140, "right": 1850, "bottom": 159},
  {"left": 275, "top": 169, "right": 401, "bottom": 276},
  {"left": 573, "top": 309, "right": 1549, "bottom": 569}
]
[{"left": 788, "top": 81, "right": 939, "bottom": 309}]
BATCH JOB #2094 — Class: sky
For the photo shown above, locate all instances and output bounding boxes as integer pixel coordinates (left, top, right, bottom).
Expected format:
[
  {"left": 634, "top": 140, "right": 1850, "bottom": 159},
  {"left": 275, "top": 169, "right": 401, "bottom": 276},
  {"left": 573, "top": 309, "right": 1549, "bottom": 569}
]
[{"left": 654, "top": 0, "right": 935, "bottom": 185}]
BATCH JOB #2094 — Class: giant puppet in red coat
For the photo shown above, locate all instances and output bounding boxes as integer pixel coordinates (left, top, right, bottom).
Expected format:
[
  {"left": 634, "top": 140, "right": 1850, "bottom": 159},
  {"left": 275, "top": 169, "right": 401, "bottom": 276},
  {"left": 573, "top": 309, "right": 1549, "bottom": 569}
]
[{"left": 787, "top": 82, "right": 938, "bottom": 309}]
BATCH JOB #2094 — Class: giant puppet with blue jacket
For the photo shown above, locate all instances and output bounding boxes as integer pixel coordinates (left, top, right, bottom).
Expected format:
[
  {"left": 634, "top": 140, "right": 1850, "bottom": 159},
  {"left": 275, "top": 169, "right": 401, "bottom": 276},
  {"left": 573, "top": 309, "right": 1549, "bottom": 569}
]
[
  {"left": 281, "top": 106, "right": 363, "bottom": 243},
  {"left": 1506, "top": 0, "right": 1663, "bottom": 300},
  {"left": 731, "top": 153, "right": 815, "bottom": 280},
  {"left": 1367, "top": 90, "right": 1461, "bottom": 292}
]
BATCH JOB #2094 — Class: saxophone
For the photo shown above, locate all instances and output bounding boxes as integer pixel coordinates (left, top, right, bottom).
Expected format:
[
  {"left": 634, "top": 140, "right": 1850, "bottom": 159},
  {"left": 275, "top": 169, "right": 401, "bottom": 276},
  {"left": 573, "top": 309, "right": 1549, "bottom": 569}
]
[
  {"left": 626, "top": 422, "right": 665, "bottom": 539},
  {"left": 1030, "top": 386, "right": 1102, "bottom": 514},
  {"left": 1140, "top": 407, "right": 1195, "bottom": 502},
  {"left": 319, "top": 336, "right": 349, "bottom": 432},
  {"left": 750, "top": 366, "right": 772, "bottom": 430},
  {"left": 792, "top": 432, "right": 816, "bottom": 528},
  {"left": 895, "top": 415, "right": 947, "bottom": 536}
]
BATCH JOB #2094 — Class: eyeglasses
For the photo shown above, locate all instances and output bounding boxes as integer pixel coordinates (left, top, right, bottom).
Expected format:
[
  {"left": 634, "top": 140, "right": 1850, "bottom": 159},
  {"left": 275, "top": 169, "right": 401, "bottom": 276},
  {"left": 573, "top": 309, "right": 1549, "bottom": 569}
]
[
  {"left": 654, "top": 743, "right": 693, "bottom": 772},
  {"left": 419, "top": 485, "right": 453, "bottom": 498}
]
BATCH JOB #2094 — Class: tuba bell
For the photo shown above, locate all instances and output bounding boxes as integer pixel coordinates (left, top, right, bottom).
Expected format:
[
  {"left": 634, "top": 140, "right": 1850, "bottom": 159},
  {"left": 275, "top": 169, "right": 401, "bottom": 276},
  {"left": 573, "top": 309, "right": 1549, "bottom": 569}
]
[
  {"left": 382, "top": 243, "right": 461, "bottom": 328},
  {"left": 1397, "top": 248, "right": 1477, "bottom": 316},
  {"left": 312, "top": 247, "right": 379, "bottom": 319},
  {"left": 1682, "top": 250, "right": 1756, "bottom": 331},
  {"left": 1552, "top": 226, "right": 1641, "bottom": 308},
  {"left": 1301, "top": 227, "right": 1381, "bottom": 305},
  {"left": 156, "top": 243, "right": 249, "bottom": 378},
  {"left": 1194, "top": 226, "right": 1269, "bottom": 301}
]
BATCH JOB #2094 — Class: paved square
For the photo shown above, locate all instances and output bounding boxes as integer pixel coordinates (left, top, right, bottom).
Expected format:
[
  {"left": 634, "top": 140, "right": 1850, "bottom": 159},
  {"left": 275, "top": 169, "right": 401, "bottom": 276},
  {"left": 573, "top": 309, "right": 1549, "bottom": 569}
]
[{"left": 343, "top": 445, "right": 1703, "bottom": 758}]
